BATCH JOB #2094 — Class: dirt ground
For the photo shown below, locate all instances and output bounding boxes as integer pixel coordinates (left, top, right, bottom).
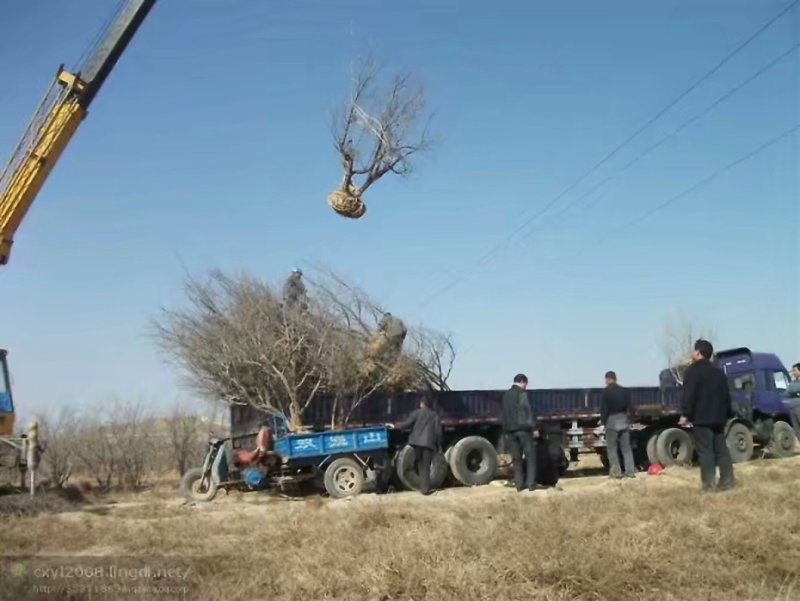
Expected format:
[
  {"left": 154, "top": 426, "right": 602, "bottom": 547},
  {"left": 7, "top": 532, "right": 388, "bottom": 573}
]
[{"left": 1, "top": 452, "right": 799, "bottom": 600}]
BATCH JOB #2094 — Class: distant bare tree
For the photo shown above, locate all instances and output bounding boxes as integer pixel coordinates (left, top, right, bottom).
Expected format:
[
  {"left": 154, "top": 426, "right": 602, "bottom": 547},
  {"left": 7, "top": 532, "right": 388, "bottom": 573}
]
[
  {"left": 165, "top": 406, "right": 204, "bottom": 476},
  {"left": 37, "top": 409, "right": 79, "bottom": 488},
  {"left": 155, "top": 268, "right": 455, "bottom": 429},
  {"left": 108, "top": 400, "right": 154, "bottom": 489},
  {"left": 327, "top": 55, "right": 434, "bottom": 219},
  {"left": 72, "top": 409, "right": 117, "bottom": 490},
  {"left": 660, "top": 312, "right": 717, "bottom": 385}
]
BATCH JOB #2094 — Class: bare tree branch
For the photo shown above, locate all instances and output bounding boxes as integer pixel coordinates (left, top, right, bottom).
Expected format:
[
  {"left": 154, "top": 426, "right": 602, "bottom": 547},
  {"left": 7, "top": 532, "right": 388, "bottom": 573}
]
[
  {"left": 154, "top": 268, "right": 455, "bottom": 428},
  {"left": 327, "top": 54, "right": 434, "bottom": 218}
]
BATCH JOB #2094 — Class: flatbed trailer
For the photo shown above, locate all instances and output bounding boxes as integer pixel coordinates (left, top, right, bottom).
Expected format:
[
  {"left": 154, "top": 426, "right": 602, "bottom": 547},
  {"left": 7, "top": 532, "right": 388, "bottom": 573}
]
[{"left": 229, "top": 347, "right": 798, "bottom": 489}]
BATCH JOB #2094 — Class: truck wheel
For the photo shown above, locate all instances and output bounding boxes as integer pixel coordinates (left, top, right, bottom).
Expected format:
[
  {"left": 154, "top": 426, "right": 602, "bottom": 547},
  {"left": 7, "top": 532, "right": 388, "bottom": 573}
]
[
  {"left": 645, "top": 431, "right": 662, "bottom": 465},
  {"left": 726, "top": 423, "right": 754, "bottom": 463},
  {"left": 180, "top": 467, "right": 218, "bottom": 502},
  {"left": 656, "top": 428, "right": 693, "bottom": 466},
  {"left": 769, "top": 421, "right": 797, "bottom": 458},
  {"left": 324, "top": 457, "right": 365, "bottom": 499},
  {"left": 449, "top": 436, "right": 497, "bottom": 486},
  {"left": 395, "top": 446, "right": 448, "bottom": 491}
]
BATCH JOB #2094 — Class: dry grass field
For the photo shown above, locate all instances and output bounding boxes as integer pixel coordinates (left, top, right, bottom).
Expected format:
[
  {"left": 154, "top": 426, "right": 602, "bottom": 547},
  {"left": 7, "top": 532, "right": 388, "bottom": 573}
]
[{"left": 1, "top": 454, "right": 799, "bottom": 601}]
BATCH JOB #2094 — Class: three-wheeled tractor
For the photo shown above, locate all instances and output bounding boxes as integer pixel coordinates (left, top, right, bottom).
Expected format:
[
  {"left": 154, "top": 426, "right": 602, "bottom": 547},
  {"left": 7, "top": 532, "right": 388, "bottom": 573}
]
[{"left": 181, "top": 416, "right": 390, "bottom": 501}]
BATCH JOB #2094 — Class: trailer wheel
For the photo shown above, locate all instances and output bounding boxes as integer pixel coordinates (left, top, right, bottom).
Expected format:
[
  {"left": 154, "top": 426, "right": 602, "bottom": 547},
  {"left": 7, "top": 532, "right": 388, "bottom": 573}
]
[
  {"left": 769, "top": 421, "right": 796, "bottom": 458},
  {"left": 324, "top": 457, "right": 365, "bottom": 499},
  {"left": 645, "top": 431, "right": 662, "bottom": 465},
  {"left": 449, "top": 436, "right": 497, "bottom": 486},
  {"left": 395, "top": 445, "right": 448, "bottom": 491},
  {"left": 656, "top": 428, "right": 693, "bottom": 466},
  {"left": 726, "top": 422, "right": 754, "bottom": 463},
  {"left": 180, "top": 467, "right": 218, "bottom": 502}
]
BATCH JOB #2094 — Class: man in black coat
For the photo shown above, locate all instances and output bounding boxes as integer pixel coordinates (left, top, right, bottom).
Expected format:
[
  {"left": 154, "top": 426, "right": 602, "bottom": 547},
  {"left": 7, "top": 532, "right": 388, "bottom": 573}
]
[
  {"left": 502, "top": 373, "right": 541, "bottom": 492},
  {"left": 394, "top": 398, "right": 442, "bottom": 495},
  {"left": 679, "top": 339, "right": 735, "bottom": 491},
  {"left": 600, "top": 371, "right": 635, "bottom": 479}
]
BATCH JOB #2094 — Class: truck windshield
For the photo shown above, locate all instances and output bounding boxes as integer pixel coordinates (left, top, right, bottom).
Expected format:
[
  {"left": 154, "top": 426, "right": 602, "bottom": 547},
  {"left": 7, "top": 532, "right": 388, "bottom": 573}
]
[{"left": 771, "top": 371, "right": 790, "bottom": 391}]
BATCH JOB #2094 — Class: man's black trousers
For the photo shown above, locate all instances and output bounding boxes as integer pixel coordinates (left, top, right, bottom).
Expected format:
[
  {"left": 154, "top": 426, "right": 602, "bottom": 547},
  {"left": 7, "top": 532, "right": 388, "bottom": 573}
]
[
  {"left": 692, "top": 424, "right": 734, "bottom": 489},
  {"left": 412, "top": 445, "right": 433, "bottom": 494},
  {"left": 505, "top": 430, "right": 536, "bottom": 490}
]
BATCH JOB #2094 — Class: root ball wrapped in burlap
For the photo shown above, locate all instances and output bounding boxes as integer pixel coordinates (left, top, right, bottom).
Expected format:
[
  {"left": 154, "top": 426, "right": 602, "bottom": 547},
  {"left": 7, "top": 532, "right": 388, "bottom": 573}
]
[{"left": 327, "top": 188, "right": 367, "bottom": 219}]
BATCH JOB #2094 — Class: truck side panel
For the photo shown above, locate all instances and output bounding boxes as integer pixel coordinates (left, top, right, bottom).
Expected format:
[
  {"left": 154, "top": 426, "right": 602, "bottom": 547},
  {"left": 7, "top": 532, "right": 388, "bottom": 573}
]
[{"left": 230, "top": 386, "right": 685, "bottom": 439}]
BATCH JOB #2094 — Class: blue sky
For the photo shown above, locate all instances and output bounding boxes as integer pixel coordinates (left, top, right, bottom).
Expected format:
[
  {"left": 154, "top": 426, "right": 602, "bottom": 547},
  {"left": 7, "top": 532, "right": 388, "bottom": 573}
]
[{"left": 1, "top": 0, "right": 798, "bottom": 419}]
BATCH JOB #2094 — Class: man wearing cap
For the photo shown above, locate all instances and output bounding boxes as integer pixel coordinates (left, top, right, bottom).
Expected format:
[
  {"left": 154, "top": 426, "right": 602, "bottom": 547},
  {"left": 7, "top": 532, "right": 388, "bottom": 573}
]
[{"left": 502, "top": 373, "right": 541, "bottom": 492}]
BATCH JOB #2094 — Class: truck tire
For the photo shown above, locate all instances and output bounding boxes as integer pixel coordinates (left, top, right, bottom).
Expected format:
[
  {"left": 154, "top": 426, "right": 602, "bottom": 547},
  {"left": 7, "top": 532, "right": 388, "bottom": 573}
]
[
  {"left": 395, "top": 445, "right": 448, "bottom": 491},
  {"left": 656, "top": 428, "right": 693, "bottom": 466},
  {"left": 769, "top": 421, "right": 797, "bottom": 458},
  {"left": 180, "top": 467, "right": 218, "bottom": 502},
  {"left": 449, "top": 436, "right": 497, "bottom": 486},
  {"left": 645, "top": 431, "right": 662, "bottom": 466},
  {"left": 323, "top": 457, "right": 365, "bottom": 499},
  {"left": 726, "top": 422, "right": 754, "bottom": 463}
]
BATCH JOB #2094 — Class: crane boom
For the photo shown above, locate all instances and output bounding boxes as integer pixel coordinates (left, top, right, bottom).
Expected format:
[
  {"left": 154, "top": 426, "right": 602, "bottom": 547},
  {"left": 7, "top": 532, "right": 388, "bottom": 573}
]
[{"left": 0, "top": 0, "right": 156, "bottom": 266}]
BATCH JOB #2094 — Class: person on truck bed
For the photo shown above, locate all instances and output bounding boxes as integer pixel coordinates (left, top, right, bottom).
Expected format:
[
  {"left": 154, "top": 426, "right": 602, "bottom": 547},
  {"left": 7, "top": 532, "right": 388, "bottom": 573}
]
[
  {"left": 783, "top": 362, "right": 800, "bottom": 438},
  {"left": 282, "top": 268, "right": 308, "bottom": 311},
  {"left": 679, "top": 339, "right": 735, "bottom": 492},
  {"left": 600, "top": 371, "right": 635, "bottom": 479},
  {"left": 393, "top": 398, "right": 442, "bottom": 495},
  {"left": 502, "top": 373, "right": 543, "bottom": 492}
]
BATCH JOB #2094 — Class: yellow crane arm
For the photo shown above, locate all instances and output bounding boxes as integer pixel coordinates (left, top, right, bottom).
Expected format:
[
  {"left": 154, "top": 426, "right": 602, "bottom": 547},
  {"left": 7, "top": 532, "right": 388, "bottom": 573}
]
[
  {"left": 0, "top": 0, "right": 156, "bottom": 267},
  {"left": 0, "top": 69, "right": 86, "bottom": 265}
]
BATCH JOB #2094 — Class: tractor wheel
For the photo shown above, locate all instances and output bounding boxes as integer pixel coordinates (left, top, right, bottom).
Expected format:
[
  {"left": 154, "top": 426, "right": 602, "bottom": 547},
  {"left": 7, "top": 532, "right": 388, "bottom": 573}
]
[
  {"left": 323, "top": 457, "right": 365, "bottom": 499},
  {"left": 180, "top": 468, "right": 218, "bottom": 502}
]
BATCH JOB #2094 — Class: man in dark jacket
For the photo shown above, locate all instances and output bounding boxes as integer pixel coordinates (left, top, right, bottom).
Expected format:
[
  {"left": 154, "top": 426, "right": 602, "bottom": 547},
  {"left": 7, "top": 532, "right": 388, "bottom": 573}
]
[
  {"left": 394, "top": 399, "right": 442, "bottom": 495},
  {"left": 502, "top": 373, "right": 541, "bottom": 492},
  {"left": 600, "top": 371, "right": 635, "bottom": 479},
  {"left": 679, "top": 339, "right": 735, "bottom": 491}
]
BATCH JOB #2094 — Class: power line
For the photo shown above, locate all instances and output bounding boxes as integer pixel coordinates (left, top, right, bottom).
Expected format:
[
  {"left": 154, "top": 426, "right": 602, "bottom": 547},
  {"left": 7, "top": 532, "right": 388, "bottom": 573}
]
[
  {"left": 520, "top": 42, "right": 800, "bottom": 238},
  {"left": 620, "top": 123, "right": 799, "bottom": 230},
  {"left": 413, "top": 0, "right": 799, "bottom": 311},
  {"left": 550, "top": 123, "right": 799, "bottom": 267}
]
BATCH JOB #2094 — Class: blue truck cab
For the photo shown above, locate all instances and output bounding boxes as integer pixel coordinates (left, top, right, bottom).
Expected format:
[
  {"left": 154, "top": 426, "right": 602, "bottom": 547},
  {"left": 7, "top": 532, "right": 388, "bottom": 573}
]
[{"left": 714, "top": 347, "right": 792, "bottom": 417}]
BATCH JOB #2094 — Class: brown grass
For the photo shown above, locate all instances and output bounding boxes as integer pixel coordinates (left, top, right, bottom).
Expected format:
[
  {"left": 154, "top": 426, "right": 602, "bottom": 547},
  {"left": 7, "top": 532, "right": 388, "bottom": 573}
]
[{"left": 1, "top": 456, "right": 799, "bottom": 600}]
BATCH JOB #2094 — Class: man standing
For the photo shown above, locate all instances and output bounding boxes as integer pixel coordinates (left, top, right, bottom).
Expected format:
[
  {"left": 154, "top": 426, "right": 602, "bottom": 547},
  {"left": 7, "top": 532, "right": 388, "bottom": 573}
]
[
  {"left": 502, "top": 374, "right": 541, "bottom": 492},
  {"left": 282, "top": 268, "right": 308, "bottom": 311},
  {"left": 679, "top": 339, "right": 735, "bottom": 491},
  {"left": 394, "top": 398, "right": 442, "bottom": 495},
  {"left": 600, "top": 371, "right": 635, "bottom": 479},
  {"left": 783, "top": 362, "right": 800, "bottom": 438}
]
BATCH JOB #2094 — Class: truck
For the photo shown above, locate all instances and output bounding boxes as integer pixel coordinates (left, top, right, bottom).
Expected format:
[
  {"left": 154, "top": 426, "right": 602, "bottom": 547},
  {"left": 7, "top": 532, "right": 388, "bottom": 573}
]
[{"left": 228, "top": 347, "right": 798, "bottom": 490}]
